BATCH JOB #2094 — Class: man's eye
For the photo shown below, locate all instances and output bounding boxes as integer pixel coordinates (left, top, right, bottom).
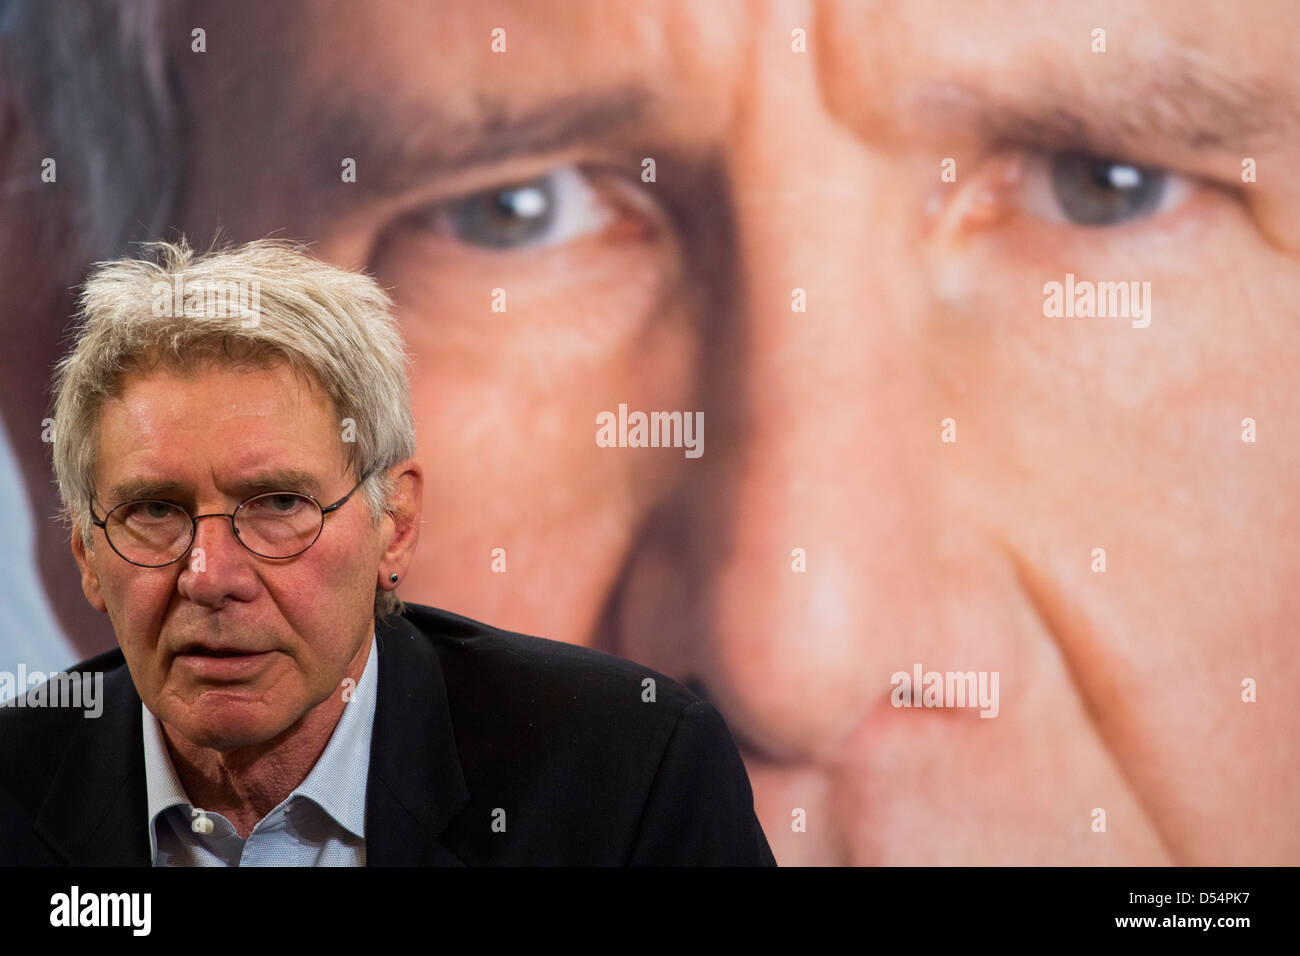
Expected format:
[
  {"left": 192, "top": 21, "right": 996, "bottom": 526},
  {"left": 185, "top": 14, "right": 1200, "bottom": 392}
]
[
  {"left": 263, "top": 496, "right": 304, "bottom": 512},
  {"left": 257, "top": 494, "right": 306, "bottom": 514},
  {"left": 421, "top": 166, "right": 616, "bottom": 250},
  {"left": 128, "top": 501, "right": 179, "bottom": 522},
  {"left": 1017, "top": 151, "right": 1193, "bottom": 227}
]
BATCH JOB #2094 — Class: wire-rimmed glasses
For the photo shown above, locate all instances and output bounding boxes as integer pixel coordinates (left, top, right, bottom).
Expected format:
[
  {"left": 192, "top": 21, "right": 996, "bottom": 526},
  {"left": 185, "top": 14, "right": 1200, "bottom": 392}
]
[{"left": 88, "top": 474, "right": 369, "bottom": 567}]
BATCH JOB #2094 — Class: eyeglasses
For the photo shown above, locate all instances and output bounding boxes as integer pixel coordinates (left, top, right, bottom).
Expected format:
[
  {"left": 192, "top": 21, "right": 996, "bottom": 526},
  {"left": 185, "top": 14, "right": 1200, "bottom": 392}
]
[{"left": 88, "top": 474, "right": 370, "bottom": 568}]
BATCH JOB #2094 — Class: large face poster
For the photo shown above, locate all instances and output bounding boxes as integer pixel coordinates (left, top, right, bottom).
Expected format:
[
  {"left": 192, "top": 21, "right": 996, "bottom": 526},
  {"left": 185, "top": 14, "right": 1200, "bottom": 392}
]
[{"left": 0, "top": 0, "right": 1296, "bottom": 868}]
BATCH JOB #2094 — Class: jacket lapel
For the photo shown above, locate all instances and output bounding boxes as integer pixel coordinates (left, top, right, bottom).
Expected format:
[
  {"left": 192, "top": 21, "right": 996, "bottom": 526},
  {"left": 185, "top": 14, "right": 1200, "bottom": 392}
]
[
  {"left": 365, "top": 613, "right": 471, "bottom": 865},
  {"left": 34, "top": 659, "right": 152, "bottom": 865}
]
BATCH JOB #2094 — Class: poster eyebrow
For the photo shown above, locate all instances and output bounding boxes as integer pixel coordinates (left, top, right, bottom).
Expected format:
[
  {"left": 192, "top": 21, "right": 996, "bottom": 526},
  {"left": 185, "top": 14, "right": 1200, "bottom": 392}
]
[
  {"left": 313, "top": 85, "right": 656, "bottom": 202},
  {"left": 912, "top": 58, "right": 1298, "bottom": 159}
]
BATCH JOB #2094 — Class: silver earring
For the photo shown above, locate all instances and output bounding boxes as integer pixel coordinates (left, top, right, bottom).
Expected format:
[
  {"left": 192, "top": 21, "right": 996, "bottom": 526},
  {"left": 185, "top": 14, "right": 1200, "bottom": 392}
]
[{"left": 389, "top": 573, "right": 398, "bottom": 583}]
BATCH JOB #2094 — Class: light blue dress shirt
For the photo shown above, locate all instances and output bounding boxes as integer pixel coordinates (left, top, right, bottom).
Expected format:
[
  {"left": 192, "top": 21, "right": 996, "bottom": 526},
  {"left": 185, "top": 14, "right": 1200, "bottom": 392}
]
[{"left": 143, "top": 632, "right": 378, "bottom": 866}]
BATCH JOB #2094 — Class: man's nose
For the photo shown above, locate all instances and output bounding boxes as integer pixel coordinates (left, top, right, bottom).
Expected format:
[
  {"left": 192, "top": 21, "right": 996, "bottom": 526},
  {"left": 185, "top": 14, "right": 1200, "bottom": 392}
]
[
  {"left": 610, "top": 71, "right": 952, "bottom": 764},
  {"left": 177, "top": 510, "right": 259, "bottom": 605}
]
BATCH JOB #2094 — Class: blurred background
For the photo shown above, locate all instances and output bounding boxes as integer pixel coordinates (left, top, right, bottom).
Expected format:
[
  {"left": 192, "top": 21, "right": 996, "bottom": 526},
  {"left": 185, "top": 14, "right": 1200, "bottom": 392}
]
[{"left": 2, "top": 0, "right": 1297, "bottom": 864}]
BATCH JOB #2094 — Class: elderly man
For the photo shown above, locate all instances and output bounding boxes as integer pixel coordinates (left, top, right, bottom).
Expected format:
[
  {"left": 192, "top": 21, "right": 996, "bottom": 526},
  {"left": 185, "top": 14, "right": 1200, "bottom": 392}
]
[{"left": 0, "top": 238, "right": 775, "bottom": 866}]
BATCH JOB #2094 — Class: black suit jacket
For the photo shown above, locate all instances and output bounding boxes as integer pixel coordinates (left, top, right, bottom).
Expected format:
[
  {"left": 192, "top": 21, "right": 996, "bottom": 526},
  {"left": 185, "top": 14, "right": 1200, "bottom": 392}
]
[{"left": 0, "top": 603, "right": 775, "bottom": 865}]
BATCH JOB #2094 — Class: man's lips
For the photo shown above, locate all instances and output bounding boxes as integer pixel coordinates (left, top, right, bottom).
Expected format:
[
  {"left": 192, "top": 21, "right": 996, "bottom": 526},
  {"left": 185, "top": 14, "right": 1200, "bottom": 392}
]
[
  {"left": 177, "top": 644, "right": 267, "bottom": 657},
  {"left": 174, "top": 645, "right": 277, "bottom": 679}
]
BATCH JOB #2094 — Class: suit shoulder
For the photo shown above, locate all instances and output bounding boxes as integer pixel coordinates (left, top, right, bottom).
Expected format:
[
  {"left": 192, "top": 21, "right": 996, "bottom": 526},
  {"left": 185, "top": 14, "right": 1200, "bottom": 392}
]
[
  {"left": 0, "top": 647, "right": 125, "bottom": 735},
  {"left": 390, "top": 604, "right": 763, "bottom": 864},
  {"left": 0, "top": 649, "right": 128, "bottom": 813}
]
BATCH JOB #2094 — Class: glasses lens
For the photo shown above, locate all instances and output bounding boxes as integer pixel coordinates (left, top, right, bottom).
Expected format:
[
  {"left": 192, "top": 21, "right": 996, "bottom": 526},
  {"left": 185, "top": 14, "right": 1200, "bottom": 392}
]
[
  {"left": 234, "top": 493, "right": 323, "bottom": 558},
  {"left": 106, "top": 500, "right": 193, "bottom": 566}
]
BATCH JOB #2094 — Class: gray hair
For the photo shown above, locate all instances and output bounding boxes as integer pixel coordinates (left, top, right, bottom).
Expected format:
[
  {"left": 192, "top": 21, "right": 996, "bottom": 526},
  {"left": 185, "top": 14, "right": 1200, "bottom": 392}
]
[{"left": 50, "top": 237, "right": 415, "bottom": 621}]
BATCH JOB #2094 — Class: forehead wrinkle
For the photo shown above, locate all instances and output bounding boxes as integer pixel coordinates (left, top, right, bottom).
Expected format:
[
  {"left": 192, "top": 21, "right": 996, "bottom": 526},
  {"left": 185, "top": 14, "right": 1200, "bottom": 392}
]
[
  {"left": 96, "top": 365, "right": 343, "bottom": 502},
  {"left": 810, "top": 0, "right": 922, "bottom": 150}
]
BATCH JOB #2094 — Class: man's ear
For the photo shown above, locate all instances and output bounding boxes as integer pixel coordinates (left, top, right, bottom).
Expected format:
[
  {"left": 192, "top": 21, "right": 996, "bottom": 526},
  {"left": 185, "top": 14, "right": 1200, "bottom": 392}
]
[
  {"left": 70, "top": 522, "right": 109, "bottom": 614},
  {"left": 378, "top": 460, "right": 423, "bottom": 587}
]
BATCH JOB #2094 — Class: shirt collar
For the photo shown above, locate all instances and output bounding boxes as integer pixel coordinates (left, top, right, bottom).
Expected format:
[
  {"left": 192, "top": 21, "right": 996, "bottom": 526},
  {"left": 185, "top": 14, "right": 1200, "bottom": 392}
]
[{"left": 142, "top": 630, "right": 379, "bottom": 862}]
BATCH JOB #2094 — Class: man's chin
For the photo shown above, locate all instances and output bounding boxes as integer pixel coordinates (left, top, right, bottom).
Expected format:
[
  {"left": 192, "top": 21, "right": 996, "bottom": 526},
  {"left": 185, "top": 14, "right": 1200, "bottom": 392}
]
[
  {"left": 183, "top": 723, "right": 282, "bottom": 753},
  {"left": 158, "top": 693, "right": 295, "bottom": 753}
]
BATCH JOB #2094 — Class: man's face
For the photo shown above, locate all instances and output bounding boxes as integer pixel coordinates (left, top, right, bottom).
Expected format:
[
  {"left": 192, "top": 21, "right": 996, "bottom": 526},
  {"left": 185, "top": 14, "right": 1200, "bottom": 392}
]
[
  {"left": 173, "top": 0, "right": 1300, "bottom": 862},
  {"left": 72, "top": 362, "right": 383, "bottom": 752}
]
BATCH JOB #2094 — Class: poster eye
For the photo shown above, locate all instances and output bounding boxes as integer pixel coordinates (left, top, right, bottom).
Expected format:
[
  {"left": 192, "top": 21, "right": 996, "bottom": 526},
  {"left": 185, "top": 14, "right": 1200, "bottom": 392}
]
[
  {"left": 421, "top": 166, "right": 616, "bottom": 250},
  {"left": 1018, "top": 151, "right": 1191, "bottom": 227}
]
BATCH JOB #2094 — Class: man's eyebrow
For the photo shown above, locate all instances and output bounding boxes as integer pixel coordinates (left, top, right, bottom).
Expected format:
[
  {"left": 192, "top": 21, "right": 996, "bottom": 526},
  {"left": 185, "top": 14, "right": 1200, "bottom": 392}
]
[
  {"left": 105, "top": 469, "right": 325, "bottom": 505},
  {"left": 228, "top": 469, "right": 326, "bottom": 498},
  {"left": 914, "top": 54, "right": 1300, "bottom": 160},
  {"left": 105, "top": 478, "right": 191, "bottom": 504},
  {"left": 312, "top": 85, "right": 656, "bottom": 203}
]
